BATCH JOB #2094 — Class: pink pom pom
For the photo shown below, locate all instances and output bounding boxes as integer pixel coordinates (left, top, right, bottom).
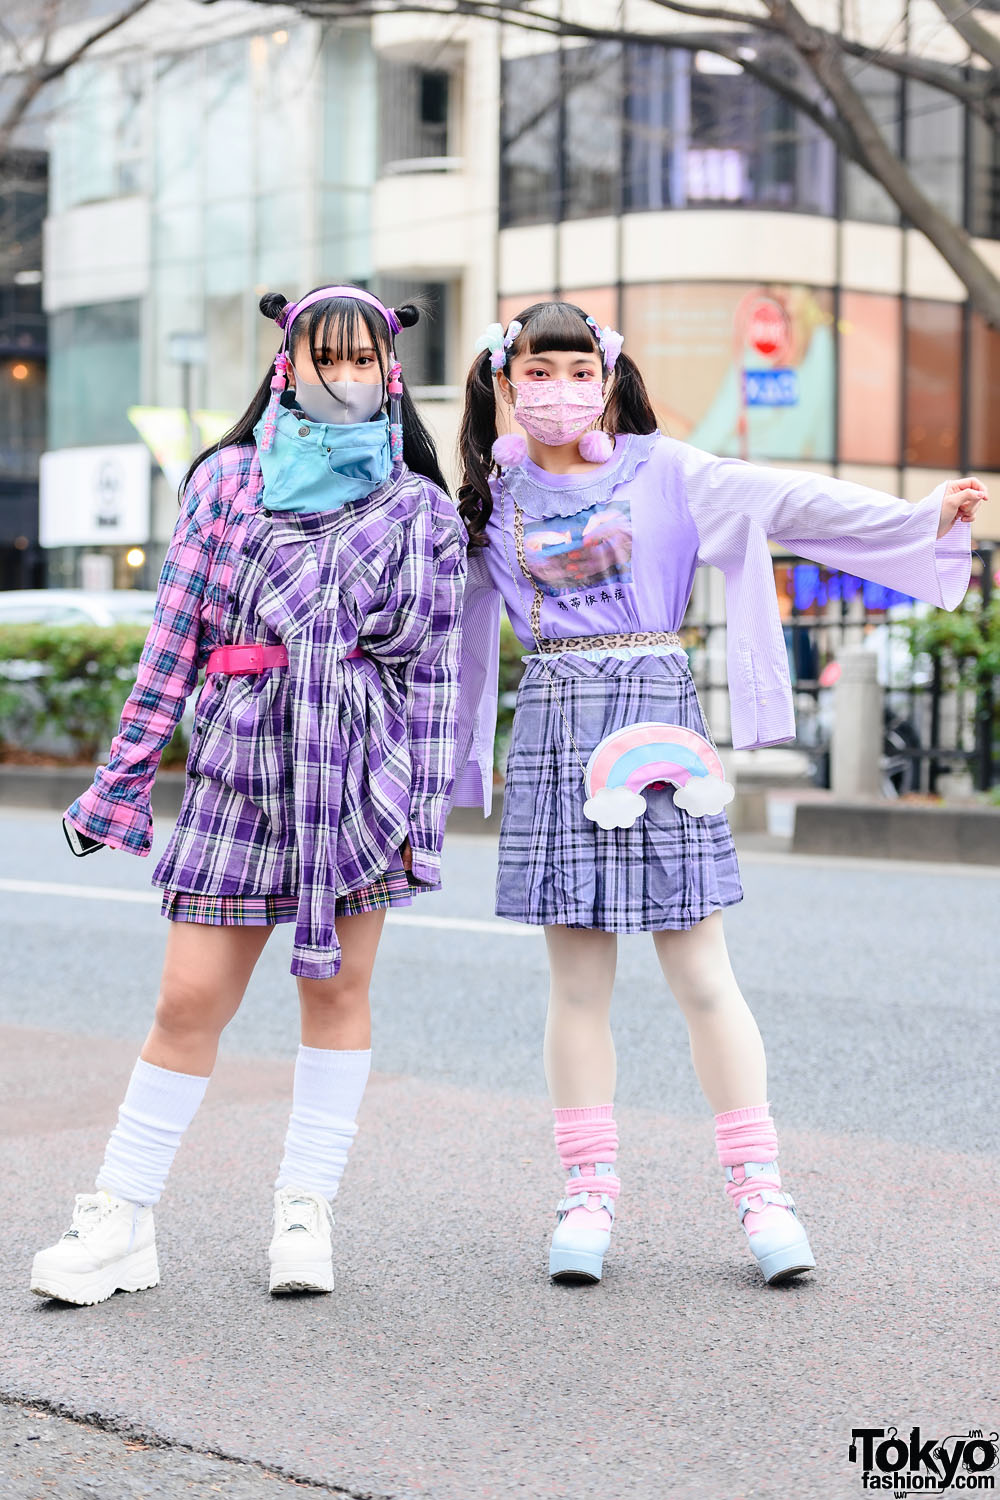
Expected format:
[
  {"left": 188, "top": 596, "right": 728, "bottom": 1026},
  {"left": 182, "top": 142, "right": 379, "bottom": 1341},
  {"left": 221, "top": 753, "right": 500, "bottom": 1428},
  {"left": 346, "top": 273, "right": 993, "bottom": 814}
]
[
  {"left": 578, "top": 429, "right": 614, "bottom": 464},
  {"left": 492, "top": 434, "right": 527, "bottom": 467}
]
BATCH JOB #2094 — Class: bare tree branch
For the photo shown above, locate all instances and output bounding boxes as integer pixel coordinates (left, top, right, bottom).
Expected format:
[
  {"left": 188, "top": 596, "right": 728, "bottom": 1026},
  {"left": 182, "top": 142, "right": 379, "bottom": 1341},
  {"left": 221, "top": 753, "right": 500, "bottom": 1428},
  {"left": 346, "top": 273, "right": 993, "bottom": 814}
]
[
  {"left": 0, "top": 0, "right": 154, "bottom": 158},
  {"left": 763, "top": 0, "right": 1000, "bottom": 325},
  {"left": 931, "top": 0, "right": 1000, "bottom": 71}
]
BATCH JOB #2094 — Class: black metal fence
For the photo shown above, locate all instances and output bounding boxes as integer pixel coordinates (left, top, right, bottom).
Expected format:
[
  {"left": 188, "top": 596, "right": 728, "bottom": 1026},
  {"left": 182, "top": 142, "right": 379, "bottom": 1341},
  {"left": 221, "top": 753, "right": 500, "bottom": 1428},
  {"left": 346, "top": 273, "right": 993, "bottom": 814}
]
[{"left": 685, "top": 546, "right": 999, "bottom": 794}]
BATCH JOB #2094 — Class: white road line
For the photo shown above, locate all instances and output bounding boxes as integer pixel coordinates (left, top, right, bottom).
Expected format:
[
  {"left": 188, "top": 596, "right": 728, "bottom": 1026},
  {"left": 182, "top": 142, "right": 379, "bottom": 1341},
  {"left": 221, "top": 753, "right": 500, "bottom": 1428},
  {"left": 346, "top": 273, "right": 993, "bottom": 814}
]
[
  {"left": 0, "top": 877, "right": 158, "bottom": 905},
  {"left": 0, "top": 877, "right": 541, "bottom": 937}
]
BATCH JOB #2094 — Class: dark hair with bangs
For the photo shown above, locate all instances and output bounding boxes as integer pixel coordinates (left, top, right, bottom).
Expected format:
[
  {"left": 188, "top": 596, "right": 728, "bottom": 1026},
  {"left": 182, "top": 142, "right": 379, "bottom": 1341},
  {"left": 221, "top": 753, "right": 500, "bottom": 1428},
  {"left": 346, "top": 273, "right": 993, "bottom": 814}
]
[
  {"left": 181, "top": 284, "right": 449, "bottom": 495},
  {"left": 457, "top": 300, "right": 657, "bottom": 546}
]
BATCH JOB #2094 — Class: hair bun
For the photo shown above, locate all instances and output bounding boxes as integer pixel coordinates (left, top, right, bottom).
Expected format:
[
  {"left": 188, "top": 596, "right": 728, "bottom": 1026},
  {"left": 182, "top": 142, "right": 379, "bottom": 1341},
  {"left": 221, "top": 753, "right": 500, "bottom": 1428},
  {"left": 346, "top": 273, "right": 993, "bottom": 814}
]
[
  {"left": 259, "top": 291, "right": 289, "bottom": 322},
  {"left": 394, "top": 303, "right": 420, "bottom": 330}
]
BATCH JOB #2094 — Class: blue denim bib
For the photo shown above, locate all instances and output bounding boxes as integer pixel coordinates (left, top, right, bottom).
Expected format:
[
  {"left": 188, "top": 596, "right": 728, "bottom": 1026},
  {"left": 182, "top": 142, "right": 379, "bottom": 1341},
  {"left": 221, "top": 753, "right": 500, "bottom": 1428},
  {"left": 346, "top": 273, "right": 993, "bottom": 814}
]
[{"left": 253, "top": 405, "right": 391, "bottom": 512}]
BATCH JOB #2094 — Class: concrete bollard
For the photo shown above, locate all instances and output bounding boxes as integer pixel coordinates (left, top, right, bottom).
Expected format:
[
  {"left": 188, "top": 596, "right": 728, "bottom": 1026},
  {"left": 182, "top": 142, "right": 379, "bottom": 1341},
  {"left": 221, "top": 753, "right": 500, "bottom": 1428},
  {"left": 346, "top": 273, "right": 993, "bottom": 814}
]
[{"left": 831, "top": 650, "right": 882, "bottom": 798}]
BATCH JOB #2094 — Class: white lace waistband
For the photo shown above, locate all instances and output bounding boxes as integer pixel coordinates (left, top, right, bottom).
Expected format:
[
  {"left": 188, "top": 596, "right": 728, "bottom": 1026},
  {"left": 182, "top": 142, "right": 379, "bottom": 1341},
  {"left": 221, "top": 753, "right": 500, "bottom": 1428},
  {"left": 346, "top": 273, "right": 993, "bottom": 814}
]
[{"left": 523, "top": 642, "right": 687, "bottom": 664}]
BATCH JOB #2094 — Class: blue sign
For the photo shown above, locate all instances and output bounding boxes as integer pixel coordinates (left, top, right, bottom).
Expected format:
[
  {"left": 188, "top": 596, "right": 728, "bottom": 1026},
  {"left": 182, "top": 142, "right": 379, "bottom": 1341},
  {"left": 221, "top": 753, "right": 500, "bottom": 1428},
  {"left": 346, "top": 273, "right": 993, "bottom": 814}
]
[{"left": 743, "top": 368, "right": 799, "bottom": 407}]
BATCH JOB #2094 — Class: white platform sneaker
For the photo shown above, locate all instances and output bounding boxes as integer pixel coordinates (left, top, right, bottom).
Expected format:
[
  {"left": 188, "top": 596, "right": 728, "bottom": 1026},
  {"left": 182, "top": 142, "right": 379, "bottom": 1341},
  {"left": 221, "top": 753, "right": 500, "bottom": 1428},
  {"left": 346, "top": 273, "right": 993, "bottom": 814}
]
[
  {"left": 31, "top": 1192, "right": 159, "bottom": 1306},
  {"left": 268, "top": 1187, "right": 335, "bottom": 1295}
]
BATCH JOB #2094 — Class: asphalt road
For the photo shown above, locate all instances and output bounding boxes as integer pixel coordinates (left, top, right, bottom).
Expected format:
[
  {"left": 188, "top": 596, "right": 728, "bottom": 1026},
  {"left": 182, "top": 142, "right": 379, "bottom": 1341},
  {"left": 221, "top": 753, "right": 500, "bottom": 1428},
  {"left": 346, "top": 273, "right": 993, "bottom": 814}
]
[{"left": 1, "top": 806, "right": 998, "bottom": 1499}]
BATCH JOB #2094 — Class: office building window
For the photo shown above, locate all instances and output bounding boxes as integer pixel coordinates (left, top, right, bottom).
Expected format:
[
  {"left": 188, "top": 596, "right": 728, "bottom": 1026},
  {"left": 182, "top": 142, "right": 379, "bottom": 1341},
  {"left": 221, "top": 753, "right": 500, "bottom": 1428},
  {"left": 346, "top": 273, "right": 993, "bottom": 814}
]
[
  {"left": 51, "top": 62, "right": 147, "bottom": 211},
  {"left": 0, "top": 357, "right": 46, "bottom": 479},
  {"left": 379, "top": 60, "right": 453, "bottom": 168},
  {"left": 904, "top": 298, "right": 961, "bottom": 468},
  {"left": 49, "top": 300, "right": 141, "bottom": 449},
  {"left": 906, "top": 80, "right": 964, "bottom": 224},
  {"left": 564, "top": 43, "right": 623, "bottom": 220},
  {"left": 376, "top": 278, "right": 453, "bottom": 388},
  {"left": 153, "top": 52, "right": 202, "bottom": 207},
  {"left": 970, "top": 115, "right": 1000, "bottom": 240},
  {"left": 504, "top": 43, "right": 835, "bottom": 225},
  {"left": 624, "top": 46, "right": 677, "bottom": 211},
  {"left": 969, "top": 312, "right": 1000, "bottom": 470},
  {"left": 842, "top": 61, "right": 900, "bottom": 226},
  {"left": 500, "top": 52, "right": 560, "bottom": 227},
  {"left": 839, "top": 292, "right": 901, "bottom": 466}
]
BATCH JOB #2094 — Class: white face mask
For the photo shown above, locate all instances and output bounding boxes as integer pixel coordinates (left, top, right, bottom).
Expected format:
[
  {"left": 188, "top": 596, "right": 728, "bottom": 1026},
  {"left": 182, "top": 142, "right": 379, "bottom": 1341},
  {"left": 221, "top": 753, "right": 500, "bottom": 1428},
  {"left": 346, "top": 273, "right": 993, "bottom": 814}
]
[{"left": 290, "top": 365, "right": 385, "bottom": 426}]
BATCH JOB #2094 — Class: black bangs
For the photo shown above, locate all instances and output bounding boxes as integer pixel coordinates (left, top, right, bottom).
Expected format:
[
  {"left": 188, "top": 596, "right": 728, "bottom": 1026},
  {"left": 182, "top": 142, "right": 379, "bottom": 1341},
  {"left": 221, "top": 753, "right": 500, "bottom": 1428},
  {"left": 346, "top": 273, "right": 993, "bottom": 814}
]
[
  {"left": 510, "top": 301, "right": 602, "bottom": 362},
  {"left": 293, "top": 296, "right": 391, "bottom": 386}
]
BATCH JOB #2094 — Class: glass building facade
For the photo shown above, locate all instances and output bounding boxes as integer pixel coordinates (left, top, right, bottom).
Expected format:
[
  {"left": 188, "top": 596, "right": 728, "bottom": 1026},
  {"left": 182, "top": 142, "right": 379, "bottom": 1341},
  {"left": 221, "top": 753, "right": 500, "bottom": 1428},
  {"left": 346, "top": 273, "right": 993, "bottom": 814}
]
[
  {"left": 43, "top": 21, "right": 377, "bottom": 584},
  {"left": 499, "top": 41, "right": 1000, "bottom": 478}
]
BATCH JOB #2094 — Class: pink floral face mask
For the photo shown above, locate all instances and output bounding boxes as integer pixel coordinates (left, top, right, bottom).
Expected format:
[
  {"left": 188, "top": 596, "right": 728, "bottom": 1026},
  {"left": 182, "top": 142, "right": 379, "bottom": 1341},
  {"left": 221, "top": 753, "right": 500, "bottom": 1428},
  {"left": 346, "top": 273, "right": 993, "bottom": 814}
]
[{"left": 511, "top": 378, "right": 606, "bottom": 446}]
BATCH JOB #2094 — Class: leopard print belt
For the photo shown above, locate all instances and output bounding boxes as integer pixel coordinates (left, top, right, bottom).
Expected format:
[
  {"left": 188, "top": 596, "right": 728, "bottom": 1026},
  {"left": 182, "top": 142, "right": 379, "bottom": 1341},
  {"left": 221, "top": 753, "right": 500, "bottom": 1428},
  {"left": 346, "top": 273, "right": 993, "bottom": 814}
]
[{"left": 534, "top": 630, "right": 683, "bottom": 655}]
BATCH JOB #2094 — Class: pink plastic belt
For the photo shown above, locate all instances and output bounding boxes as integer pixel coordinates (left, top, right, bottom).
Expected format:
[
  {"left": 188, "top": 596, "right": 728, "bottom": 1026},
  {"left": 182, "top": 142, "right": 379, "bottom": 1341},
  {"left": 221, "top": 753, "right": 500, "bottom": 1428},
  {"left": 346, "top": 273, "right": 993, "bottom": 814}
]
[{"left": 206, "top": 643, "right": 363, "bottom": 675}]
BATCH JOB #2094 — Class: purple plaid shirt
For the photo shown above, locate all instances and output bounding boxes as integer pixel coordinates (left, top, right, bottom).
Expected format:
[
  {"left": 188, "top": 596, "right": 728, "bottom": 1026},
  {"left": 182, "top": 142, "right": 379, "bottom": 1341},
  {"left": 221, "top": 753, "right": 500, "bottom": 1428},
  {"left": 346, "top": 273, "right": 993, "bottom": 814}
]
[{"left": 66, "top": 445, "right": 467, "bottom": 979}]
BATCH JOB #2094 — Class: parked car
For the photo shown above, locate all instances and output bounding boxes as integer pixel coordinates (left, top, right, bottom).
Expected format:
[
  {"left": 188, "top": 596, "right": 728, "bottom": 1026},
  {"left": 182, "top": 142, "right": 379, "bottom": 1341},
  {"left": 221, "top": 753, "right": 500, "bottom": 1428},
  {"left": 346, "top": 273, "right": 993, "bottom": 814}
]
[{"left": 0, "top": 589, "right": 157, "bottom": 628}]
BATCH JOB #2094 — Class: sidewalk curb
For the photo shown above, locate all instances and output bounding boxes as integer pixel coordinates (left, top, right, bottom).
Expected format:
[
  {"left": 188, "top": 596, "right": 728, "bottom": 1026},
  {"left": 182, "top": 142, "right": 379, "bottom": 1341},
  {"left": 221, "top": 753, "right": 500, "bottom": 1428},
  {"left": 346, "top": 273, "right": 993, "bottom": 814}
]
[{"left": 793, "top": 798, "right": 1000, "bottom": 865}]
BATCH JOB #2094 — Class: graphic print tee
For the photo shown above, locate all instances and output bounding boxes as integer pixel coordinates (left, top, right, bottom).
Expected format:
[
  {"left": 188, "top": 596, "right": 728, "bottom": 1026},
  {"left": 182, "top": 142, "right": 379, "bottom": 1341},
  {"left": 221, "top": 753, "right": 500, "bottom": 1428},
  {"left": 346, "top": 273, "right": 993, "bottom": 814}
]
[{"left": 482, "top": 431, "right": 701, "bottom": 649}]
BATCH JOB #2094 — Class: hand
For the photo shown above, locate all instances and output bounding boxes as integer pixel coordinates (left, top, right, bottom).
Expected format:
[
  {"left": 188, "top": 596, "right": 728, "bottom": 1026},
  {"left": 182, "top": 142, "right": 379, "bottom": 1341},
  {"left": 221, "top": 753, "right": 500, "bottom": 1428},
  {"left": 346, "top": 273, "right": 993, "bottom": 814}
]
[
  {"left": 937, "top": 476, "right": 988, "bottom": 537},
  {"left": 400, "top": 837, "right": 413, "bottom": 874}
]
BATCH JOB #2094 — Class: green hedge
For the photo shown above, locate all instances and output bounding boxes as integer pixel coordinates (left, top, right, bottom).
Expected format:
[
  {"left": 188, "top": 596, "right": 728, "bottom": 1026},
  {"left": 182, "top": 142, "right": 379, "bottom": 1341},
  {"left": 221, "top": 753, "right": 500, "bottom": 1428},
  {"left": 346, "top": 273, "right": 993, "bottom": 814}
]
[
  {"left": 907, "top": 597, "right": 1000, "bottom": 694},
  {"left": 0, "top": 618, "right": 531, "bottom": 774},
  {"left": 0, "top": 624, "right": 188, "bottom": 766}
]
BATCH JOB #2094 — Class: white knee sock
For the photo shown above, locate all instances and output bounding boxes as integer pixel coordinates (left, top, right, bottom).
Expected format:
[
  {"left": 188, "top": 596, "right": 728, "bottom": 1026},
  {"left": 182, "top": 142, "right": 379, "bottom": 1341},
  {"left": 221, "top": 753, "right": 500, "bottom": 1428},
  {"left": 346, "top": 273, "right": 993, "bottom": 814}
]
[
  {"left": 275, "top": 1045, "right": 372, "bottom": 1201},
  {"left": 96, "top": 1058, "right": 210, "bottom": 1207}
]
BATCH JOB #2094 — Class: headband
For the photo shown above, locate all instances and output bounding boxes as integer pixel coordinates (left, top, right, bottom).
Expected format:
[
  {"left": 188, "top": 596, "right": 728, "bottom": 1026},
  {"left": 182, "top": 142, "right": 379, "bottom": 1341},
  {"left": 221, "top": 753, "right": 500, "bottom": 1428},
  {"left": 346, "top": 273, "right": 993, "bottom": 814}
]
[{"left": 276, "top": 285, "right": 403, "bottom": 336}]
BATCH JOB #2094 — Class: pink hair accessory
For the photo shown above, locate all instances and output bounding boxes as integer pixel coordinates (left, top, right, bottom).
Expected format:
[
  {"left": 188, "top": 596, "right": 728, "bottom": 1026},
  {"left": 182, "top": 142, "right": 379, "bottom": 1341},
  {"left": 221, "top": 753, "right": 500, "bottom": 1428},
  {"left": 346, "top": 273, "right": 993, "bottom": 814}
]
[
  {"left": 259, "top": 350, "right": 289, "bottom": 453},
  {"left": 492, "top": 434, "right": 527, "bottom": 467},
  {"left": 578, "top": 429, "right": 614, "bottom": 464}
]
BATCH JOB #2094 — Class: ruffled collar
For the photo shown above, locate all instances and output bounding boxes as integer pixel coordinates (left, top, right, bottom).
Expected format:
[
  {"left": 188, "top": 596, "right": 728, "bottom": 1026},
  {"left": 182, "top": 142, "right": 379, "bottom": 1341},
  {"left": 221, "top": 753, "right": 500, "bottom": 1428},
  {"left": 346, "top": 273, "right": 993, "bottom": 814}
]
[{"left": 494, "top": 430, "right": 661, "bottom": 519}]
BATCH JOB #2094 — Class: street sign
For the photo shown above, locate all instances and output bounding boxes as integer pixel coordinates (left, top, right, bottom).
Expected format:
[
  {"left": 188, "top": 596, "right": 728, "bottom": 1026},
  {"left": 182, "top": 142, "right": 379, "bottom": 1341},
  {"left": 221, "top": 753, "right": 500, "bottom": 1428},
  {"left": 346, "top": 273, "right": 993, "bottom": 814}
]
[
  {"left": 743, "top": 367, "right": 799, "bottom": 407},
  {"left": 746, "top": 298, "right": 790, "bottom": 360},
  {"left": 40, "top": 444, "right": 151, "bottom": 548}
]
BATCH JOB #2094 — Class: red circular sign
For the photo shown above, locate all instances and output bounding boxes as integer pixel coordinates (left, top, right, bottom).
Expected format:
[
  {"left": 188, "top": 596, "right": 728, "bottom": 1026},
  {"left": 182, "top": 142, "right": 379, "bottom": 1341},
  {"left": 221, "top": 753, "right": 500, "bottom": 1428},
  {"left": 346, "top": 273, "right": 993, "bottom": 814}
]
[{"left": 746, "top": 298, "right": 790, "bottom": 360}]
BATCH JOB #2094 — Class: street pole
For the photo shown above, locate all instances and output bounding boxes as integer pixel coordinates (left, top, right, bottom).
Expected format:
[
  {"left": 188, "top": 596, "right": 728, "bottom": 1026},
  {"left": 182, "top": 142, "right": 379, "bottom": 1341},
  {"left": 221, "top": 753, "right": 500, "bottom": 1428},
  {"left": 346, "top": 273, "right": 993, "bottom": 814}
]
[{"left": 975, "top": 543, "right": 995, "bottom": 792}]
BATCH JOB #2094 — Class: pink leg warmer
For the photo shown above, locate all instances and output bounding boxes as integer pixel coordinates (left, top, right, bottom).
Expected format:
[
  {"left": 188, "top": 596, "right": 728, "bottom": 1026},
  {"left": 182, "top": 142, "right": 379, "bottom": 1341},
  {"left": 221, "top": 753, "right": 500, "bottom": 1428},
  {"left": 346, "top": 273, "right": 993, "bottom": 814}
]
[
  {"left": 714, "top": 1104, "right": 788, "bottom": 1237},
  {"left": 553, "top": 1104, "right": 620, "bottom": 1234}
]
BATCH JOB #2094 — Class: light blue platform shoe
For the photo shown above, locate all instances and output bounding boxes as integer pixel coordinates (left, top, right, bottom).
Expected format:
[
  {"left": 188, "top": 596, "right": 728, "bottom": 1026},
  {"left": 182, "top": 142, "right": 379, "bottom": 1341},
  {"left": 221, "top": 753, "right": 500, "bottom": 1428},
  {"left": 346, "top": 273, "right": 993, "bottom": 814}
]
[
  {"left": 726, "top": 1160, "right": 816, "bottom": 1285},
  {"left": 549, "top": 1163, "right": 617, "bottom": 1284}
]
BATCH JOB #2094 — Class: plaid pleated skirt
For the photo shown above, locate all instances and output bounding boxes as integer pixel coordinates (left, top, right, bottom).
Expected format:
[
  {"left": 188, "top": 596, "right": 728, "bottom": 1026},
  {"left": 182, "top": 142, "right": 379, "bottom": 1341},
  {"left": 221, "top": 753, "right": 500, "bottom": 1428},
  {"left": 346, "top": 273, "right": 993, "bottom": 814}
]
[
  {"left": 161, "top": 863, "right": 414, "bottom": 925},
  {"left": 496, "top": 652, "right": 743, "bottom": 932}
]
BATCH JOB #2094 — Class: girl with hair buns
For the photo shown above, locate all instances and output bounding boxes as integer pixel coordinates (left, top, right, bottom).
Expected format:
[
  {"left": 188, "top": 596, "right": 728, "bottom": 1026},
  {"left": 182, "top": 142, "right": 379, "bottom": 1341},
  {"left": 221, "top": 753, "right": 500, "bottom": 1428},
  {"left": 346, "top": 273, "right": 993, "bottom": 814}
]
[
  {"left": 32, "top": 284, "right": 466, "bottom": 1304},
  {"left": 454, "top": 299, "right": 986, "bottom": 1289}
]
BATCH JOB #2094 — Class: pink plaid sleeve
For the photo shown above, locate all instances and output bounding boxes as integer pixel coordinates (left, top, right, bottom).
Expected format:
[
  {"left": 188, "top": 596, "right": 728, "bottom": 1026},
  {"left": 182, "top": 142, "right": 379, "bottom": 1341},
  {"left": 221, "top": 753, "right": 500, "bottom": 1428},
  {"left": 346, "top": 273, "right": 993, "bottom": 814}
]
[{"left": 64, "top": 458, "right": 224, "bottom": 856}]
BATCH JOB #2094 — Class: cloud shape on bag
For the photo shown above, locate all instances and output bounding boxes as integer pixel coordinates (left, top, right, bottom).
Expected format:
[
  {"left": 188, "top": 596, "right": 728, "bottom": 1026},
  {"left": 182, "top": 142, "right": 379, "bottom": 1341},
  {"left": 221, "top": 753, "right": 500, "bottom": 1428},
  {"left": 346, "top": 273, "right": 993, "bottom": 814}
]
[
  {"left": 583, "top": 786, "right": 647, "bottom": 830},
  {"left": 672, "top": 775, "right": 735, "bottom": 817}
]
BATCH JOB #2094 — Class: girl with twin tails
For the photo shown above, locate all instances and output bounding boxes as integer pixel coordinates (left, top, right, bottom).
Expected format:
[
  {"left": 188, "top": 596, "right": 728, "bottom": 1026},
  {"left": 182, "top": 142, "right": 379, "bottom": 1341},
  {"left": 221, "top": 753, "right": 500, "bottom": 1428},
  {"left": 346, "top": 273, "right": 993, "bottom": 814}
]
[
  {"left": 32, "top": 285, "right": 466, "bottom": 1305},
  {"left": 454, "top": 299, "right": 986, "bottom": 1288}
]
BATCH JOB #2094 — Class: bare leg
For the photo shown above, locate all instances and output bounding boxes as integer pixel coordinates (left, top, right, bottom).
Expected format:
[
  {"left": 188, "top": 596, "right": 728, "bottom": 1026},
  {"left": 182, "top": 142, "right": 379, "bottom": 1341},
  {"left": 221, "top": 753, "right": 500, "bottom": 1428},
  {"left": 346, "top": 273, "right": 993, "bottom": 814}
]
[
  {"left": 141, "top": 922, "right": 274, "bottom": 1076},
  {"left": 543, "top": 925, "right": 618, "bottom": 1107},
  {"left": 296, "top": 910, "right": 385, "bottom": 1048},
  {"left": 652, "top": 912, "right": 767, "bottom": 1113}
]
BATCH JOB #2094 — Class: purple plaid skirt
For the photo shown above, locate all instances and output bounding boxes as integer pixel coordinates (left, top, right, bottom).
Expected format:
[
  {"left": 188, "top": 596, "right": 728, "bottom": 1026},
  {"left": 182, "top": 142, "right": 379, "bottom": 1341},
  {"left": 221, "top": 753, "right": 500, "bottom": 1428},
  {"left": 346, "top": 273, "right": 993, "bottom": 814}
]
[{"left": 496, "top": 652, "right": 743, "bottom": 931}]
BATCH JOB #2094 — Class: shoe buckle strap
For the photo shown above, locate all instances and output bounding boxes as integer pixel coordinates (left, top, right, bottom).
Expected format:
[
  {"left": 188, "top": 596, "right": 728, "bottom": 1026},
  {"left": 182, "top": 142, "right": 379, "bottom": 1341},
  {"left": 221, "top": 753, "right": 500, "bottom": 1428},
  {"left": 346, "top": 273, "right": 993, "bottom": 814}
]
[
  {"left": 737, "top": 1188, "right": 796, "bottom": 1222},
  {"left": 556, "top": 1191, "right": 617, "bottom": 1221}
]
